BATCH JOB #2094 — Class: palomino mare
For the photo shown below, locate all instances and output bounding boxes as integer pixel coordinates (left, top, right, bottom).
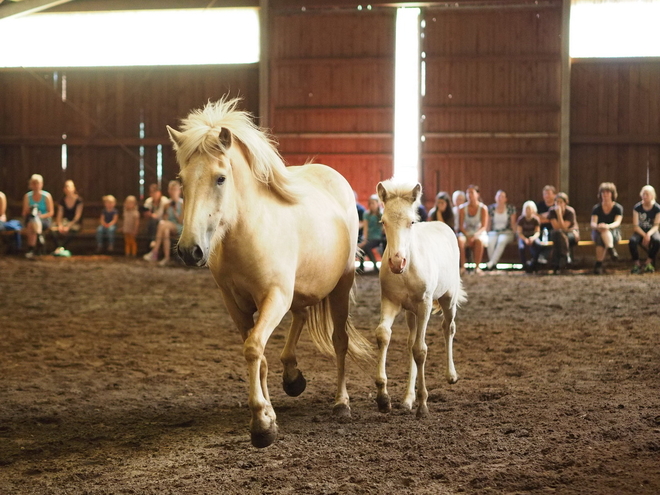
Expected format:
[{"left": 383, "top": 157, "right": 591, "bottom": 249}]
[
  {"left": 374, "top": 180, "right": 467, "bottom": 417},
  {"left": 167, "top": 99, "right": 372, "bottom": 448}
]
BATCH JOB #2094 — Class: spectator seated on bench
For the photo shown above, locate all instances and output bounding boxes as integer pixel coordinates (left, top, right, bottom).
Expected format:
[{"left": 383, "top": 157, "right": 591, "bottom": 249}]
[
  {"left": 629, "top": 185, "right": 660, "bottom": 274},
  {"left": 51, "top": 179, "right": 84, "bottom": 257},
  {"left": 22, "top": 174, "right": 54, "bottom": 259},
  {"left": 590, "top": 182, "right": 624, "bottom": 275},
  {"left": 0, "top": 190, "right": 22, "bottom": 253},
  {"left": 548, "top": 192, "right": 579, "bottom": 274},
  {"left": 143, "top": 180, "right": 183, "bottom": 267}
]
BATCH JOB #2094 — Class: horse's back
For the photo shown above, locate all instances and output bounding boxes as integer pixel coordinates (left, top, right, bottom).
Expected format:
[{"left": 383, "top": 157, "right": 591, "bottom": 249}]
[{"left": 287, "top": 163, "right": 355, "bottom": 210}]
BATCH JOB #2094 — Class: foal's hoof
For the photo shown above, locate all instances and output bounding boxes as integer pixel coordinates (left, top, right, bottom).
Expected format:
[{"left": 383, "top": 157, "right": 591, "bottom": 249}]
[
  {"left": 447, "top": 374, "right": 460, "bottom": 385},
  {"left": 251, "top": 426, "right": 278, "bottom": 449},
  {"left": 376, "top": 394, "right": 392, "bottom": 413},
  {"left": 283, "top": 371, "right": 307, "bottom": 397},
  {"left": 416, "top": 404, "right": 429, "bottom": 419},
  {"left": 332, "top": 403, "right": 351, "bottom": 419}
]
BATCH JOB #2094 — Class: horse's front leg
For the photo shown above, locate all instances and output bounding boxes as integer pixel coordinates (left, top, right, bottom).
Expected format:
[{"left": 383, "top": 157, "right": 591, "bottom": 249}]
[
  {"left": 328, "top": 284, "right": 354, "bottom": 418},
  {"left": 413, "top": 300, "right": 433, "bottom": 418},
  {"left": 375, "top": 298, "right": 400, "bottom": 413},
  {"left": 402, "top": 310, "right": 418, "bottom": 411},
  {"left": 244, "top": 290, "right": 289, "bottom": 448},
  {"left": 280, "top": 309, "right": 308, "bottom": 397}
]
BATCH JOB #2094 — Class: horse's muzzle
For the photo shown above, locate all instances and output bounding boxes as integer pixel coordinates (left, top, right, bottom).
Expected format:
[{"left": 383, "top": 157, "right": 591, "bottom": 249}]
[
  {"left": 177, "top": 243, "right": 206, "bottom": 267},
  {"left": 388, "top": 257, "right": 407, "bottom": 275}
]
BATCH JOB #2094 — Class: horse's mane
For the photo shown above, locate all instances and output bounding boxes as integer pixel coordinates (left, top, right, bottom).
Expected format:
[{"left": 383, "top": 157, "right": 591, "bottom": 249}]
[{"left": 175, "top": 98, "right": 299, "bottom": 203}]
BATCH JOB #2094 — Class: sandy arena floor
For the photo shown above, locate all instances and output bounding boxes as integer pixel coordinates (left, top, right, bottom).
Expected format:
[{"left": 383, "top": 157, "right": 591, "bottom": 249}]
[{"left": 0, "top": 257, "right": 659, "bottom": 494}]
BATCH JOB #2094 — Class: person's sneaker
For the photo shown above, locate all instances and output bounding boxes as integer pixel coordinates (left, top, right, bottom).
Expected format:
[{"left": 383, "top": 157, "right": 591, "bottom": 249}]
[
  {"left": 37, "top": 234, "right": 45, "bottom": 246},
  {"left": 631, "top": 264, "right": 642, "bottom": 274},
  {"left": 60, "top": 249, "right": 72, "bottom": 258},
  {"left": 52, "top": 247, "right": 64, "bottom": 256},
  {"left": 608, "top": 247, "right": 619, "bottom": 261},
  {"left": 25, "top": 251, "right": 35, "bottom": 260},
  {"left": 143, "top": 250, "right": 158, "bottom": 262},
  {"left": 158, "top": 258, "right": 172, "bottom": 267},
  {"left": 594, "top": 264, "right": 603, "bottom": 275},
  {"left": 644, "top": 262, "right": 655, "bottom": 273}
]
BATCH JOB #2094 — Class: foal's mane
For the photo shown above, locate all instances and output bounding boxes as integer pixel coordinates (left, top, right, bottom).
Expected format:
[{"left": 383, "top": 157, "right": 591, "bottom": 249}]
[
  {"left": 175, "top": 98, "right": 299, "bottom": 203},
  {"left": 381, "top": 179, "right": 421, "bottom": 206}
]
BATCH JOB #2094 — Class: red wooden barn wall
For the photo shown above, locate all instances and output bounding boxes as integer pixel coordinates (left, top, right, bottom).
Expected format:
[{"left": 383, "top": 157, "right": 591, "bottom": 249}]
[
  {"left": 570, "top": 59, "right": 660, "bottom": 218},
  {"left": 421, "top": 4, "right": 563, "bottom": 210},
  {"left": 269, "top": 9, "right": 395, "bottom": 205},
  {"left": 0, "top": 66, "right": 258, "bottom": 215}
]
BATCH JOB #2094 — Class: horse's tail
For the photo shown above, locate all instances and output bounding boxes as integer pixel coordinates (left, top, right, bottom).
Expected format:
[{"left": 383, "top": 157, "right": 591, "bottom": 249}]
[{"left": 306, "top": 293, "right": 374, "bottom": 367}]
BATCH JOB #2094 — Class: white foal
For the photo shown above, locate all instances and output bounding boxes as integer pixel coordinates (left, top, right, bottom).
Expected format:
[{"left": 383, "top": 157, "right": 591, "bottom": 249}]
[{"left": 375, "top": 180, "right": 467, "bottom": 417}]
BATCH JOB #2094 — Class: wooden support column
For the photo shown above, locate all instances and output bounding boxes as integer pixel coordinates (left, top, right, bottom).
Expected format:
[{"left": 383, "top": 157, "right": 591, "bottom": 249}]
[
  {"left": 559, "top": 0, "right": 571, "bottom": 193},
  {"left": 259, "top": 0, "right": 270, "bottom": 127}
]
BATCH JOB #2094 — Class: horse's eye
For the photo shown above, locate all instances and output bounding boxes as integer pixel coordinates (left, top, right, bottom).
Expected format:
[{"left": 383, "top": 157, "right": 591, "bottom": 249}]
[{"left": 217, "top": 176, "right": 226, "bottom": 186}]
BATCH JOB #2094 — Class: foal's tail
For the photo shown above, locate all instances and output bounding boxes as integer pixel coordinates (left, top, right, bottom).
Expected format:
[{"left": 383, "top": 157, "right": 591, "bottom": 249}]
[
  {"left": 432, "top": 279, "right": 468, "bottom": 314},
  {"left": 306, "top": 294, "right": 374, "bottom": 367}
]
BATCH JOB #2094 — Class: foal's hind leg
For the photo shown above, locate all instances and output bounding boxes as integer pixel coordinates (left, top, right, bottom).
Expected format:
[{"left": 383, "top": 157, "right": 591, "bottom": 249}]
[
  {"left": 280, "top": 309, "right": 307, "bottom": 397},
  {"left": 438, "top": 295, "right": 459, "bottom": 384},
  {"left": 402, "top": 310, "right": 418, "bottom": 411},
  {"left": 375, "top": 298, "right": 400, "bottom": 413}
]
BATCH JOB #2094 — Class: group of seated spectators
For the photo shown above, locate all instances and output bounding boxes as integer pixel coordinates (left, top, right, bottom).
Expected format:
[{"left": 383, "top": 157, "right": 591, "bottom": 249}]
[
  {"left": 0, "top": 174, "right": 184, "bottom": 266},
  {"left": 355, "top": 182, "right": 660, "bottom": 276}
]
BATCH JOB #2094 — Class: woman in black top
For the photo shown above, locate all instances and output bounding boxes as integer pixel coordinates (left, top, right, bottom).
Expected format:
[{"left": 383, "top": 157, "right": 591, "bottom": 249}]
[
  {"left": 590, "top": 182, "right": 623, "bottom": 274},
  {"left": 51, "top": 180, "right": 83, "bottom": 255}
]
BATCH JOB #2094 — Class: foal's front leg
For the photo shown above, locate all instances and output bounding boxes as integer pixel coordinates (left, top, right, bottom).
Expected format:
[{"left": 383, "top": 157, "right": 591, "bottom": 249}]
[
  {"left": 244, "top": 290, "right": 289, "bottom": 448},
  {"left": 413, "top": 300, "right": 433, "bottom": 418},
  {"left": 402, "top": 310, "right": 418, "bottom": 411},
  {"left": 375, "top": 298, "right": 400, "bottom": 413}
]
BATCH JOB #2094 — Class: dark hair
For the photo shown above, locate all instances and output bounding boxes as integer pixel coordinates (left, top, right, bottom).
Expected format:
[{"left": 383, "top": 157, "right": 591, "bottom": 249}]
[
  {"left": 430, "top": 191, "right": 454, "bottom": 226},
  {"left": 598, "top": 182, "right": 618, "bottom": 201}
]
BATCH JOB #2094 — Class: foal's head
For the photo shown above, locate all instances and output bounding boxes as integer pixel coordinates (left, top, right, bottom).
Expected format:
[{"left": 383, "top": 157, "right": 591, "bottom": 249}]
[{"left": 377, "top": 180, "right": 422, "bottom": 275}]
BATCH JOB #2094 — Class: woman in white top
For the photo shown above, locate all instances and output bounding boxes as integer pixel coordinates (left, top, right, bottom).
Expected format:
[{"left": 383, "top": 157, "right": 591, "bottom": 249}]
[
  {"left": 486, "top": 190, "right": 517, "bottom": 270},
  {"left": 457, "top": 184, "right": 489, "bottom": 275}
]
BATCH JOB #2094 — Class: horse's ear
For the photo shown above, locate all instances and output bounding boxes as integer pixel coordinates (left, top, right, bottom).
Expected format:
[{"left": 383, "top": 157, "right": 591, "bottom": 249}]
[
  {"left": 167, "top": 126, "right": 184, "bottom": 150},
  {"left": 377, "top": 182, "right": 388, "bottom": 204},
  {"left": 412, "top": 183, "right": 422, "bottom": 203},
  {"left": 219, "top": 127, "right": 232, "bottom": 149}
]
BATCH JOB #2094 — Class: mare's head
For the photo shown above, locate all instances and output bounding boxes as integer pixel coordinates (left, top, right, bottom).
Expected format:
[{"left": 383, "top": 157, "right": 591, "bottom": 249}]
[
  {"left": 377, "top": 180, "right": 422, "bottom": 275},
  {"left": 167, "top": 98, "right": 296, "bottom": 266}
]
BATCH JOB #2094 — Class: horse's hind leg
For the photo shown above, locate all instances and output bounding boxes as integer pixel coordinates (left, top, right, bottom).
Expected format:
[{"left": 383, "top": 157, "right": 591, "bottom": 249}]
[
  {"left": 280, "top": 309, "right": 307, "bottom": 397},
  {"left": 375, "top": 298, "right": 400, "bottom": 413},
  {"left": 402, "top": 310, "right": 418, "bottom": 411},
  {"left": 439, "top": 295, "right": 459, "bottom": 384}
]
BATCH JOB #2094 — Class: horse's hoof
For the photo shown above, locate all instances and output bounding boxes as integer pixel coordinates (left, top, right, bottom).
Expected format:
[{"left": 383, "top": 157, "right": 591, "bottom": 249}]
[
  {"left": 447, "top": 373, "right": 459, "bottom": 385},
  {"left": 401, "top": 400, "right": 414, "bottom": 412},
  {"left": 416, "top": 404, "right": 429, "bottom": 419},
  {"left": 376, "top": 394, "right": 392, "bottom": 413},
  {"left": 283, "top": 371, "right": 307, "bottom": 397},
  {"left": 332, "top": 403, "right": 351, "bottom": 419},
  {"left": 251, "top": 426, "right": 278, "bottom": 448}
]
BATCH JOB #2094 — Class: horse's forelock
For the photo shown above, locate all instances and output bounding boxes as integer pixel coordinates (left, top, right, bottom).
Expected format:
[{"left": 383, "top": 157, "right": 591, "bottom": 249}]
[{"left": 381, "top": 180, "right": 421, "bottom": 206}]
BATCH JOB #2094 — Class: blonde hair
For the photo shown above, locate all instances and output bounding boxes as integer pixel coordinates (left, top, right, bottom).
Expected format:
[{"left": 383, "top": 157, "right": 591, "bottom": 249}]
[
  {"left": 124, "top": 195, "right": 137, "bottom": 207},
  {"left": 29, "top": 174, "right": 44, "bottom": 184},
  {"left": 102, "top": 194, "right": 116, "bottom": 204},
  {"left": 640, "top": 185, "right": 656, "bottom": 201},
  {"left": 522, "top": 200, "right": 537, "bottom": 214}
]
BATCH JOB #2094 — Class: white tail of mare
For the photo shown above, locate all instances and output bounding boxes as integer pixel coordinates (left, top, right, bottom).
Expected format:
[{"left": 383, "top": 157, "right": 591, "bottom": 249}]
[
  {"left": 167, "top": 98, "right": 372, "bottom": 448},
  {"left": 375, "top": 179, "right": 467, "bottom": 417}
]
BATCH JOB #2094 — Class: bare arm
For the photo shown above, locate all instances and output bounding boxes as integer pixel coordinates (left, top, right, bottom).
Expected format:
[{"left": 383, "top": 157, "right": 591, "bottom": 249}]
[
  {"left": 0, "top": 192, "right": 6, "bottom": 222},
  {"left": 73, "top": 201, "right": 84, "bottom": 225},
  {"left": 22, "top": 194, "right": 29, "bottom": 217},
  {"left": 42, "top": 193, "right": 54, "bottom": 220},
  {"left": 475, "top": 204, "right": 488, "bottom": 236}
]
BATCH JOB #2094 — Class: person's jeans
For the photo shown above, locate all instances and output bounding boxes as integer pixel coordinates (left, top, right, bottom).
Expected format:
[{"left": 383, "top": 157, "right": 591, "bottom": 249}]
[
  {"left": 487, "top": 231, "right": 514, "bottom": 267},
  {"left": 628, "top": 232, "right": 660, "bottom": 262},
  {"left": 96, "top": 225, "right": 117, "bottom": 247}
]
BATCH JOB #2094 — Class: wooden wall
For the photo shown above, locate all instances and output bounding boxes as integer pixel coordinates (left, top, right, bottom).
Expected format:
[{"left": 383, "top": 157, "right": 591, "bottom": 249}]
[
  {"left": 421, "top": 4, "right": 562, "bottom": 210},
  {"left": 269, "top": 9, "right": 395, "bottom": 204},
  {"left": 0, "top": 65, "right": 258, "bottom": 215},
  {"left": 570, "top": 59, "right": 660, "bottom": 219}
]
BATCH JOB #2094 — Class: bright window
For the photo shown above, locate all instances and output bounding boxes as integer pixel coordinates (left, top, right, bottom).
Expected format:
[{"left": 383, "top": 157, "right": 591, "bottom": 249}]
[
  {"left": 570, "top": 1, "right": 660, "bottom": 57},
  {"left": 0, "top": 8, "right": 260, "bottom": 67},
  {"left": 393, "top": 7, "right": 421, "bottom": 184}
]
